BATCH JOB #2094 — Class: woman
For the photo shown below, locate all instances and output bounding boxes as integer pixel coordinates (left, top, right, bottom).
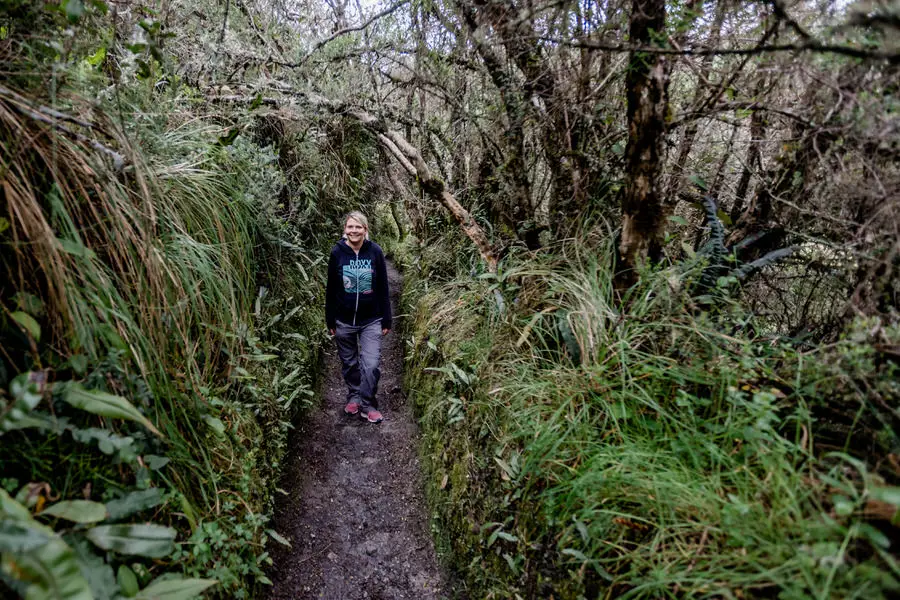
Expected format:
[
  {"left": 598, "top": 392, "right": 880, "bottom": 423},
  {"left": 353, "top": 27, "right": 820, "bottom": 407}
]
[{"left": 325, "top": 211, "right": 391, "bottom": 424}]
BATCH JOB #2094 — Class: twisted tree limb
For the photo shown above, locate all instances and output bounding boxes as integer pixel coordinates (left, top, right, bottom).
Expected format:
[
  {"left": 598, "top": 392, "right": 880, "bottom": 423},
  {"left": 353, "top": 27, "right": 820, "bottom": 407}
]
[
  {"left": 203, "top": 88, "right": 497, "bottom": 270},
  {"left": 376, "top": 128, "right": 497, "bottom": 271},
  {"left": 318, "top": 101, "right": 497, "bottom": 268},
  {"left": 294, "top": 0, "right": 411, "bottom": 67}
]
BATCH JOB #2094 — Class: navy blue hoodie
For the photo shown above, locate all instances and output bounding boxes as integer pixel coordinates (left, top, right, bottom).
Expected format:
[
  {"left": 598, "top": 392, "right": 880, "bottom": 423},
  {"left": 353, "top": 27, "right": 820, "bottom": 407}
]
[{"left": 325, "top": 239, "right": 391, "bottom": 330}]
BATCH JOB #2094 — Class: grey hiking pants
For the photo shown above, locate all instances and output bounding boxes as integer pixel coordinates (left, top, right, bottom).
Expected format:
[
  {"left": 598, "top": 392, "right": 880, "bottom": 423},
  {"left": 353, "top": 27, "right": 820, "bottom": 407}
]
[{"left": 334, "top": 319, "right": 382, "bottom": 411}]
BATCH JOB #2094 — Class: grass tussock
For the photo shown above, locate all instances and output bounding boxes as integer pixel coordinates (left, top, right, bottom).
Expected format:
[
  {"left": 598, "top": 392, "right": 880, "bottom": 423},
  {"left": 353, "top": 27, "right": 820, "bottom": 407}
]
[
  {"left": 0, "top": 74, "right": 326, "bottom": 595},
  {"left": 405, "top": 239, "right": 900, "bottom": 599},
  {"left": 0, "top": 3, "right": 392, "bottom": 598}
]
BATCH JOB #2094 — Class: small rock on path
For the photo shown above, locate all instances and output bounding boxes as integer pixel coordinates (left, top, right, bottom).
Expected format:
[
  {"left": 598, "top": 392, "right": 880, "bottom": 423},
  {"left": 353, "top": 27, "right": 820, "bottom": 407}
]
[{"left": 267, "top": 262, "right": 449, "bottom": 600}]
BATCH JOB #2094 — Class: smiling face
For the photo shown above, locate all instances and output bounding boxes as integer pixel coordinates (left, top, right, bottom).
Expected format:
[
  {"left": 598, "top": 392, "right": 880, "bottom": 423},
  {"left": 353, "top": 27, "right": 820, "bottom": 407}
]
[{"left": 344, "top": 217, "right": 367, "bottom": 246}]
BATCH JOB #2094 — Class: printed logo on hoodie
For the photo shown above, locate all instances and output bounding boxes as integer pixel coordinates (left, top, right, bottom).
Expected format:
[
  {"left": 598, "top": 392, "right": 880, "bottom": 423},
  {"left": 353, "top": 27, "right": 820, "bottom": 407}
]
[{"left": 342, "top": 259, "right": 374, "bottom": 294}]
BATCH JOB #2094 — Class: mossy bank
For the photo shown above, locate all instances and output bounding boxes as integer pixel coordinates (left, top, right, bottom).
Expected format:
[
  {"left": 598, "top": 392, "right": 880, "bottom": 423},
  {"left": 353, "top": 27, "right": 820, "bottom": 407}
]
[{"left": 403, "top": 242, "right": 900, "bottom": 600}]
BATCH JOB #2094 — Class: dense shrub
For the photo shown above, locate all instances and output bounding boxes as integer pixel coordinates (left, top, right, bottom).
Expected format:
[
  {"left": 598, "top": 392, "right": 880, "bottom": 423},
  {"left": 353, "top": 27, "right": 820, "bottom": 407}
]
[{"left": 405, "top": 240, "right": 900, "bottom": 599}]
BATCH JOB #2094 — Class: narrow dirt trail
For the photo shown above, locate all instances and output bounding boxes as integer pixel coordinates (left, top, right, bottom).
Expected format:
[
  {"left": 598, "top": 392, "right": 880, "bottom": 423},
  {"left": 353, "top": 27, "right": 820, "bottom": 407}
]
[{"left": 267, "top": 263, "right": 449, "bottom": 600}]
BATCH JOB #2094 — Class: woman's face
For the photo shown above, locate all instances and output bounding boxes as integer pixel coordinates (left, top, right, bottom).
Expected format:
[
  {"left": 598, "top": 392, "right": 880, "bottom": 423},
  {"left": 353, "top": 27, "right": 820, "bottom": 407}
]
[{"left": 344, "top": 218, "right": 367, "bottom": 245}]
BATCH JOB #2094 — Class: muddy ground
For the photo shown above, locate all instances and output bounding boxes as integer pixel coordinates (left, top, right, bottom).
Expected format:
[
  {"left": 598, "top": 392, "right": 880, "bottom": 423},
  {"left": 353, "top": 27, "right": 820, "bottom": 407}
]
[{"left": 267, "top": 263, "right": 450, "bottom": 600}]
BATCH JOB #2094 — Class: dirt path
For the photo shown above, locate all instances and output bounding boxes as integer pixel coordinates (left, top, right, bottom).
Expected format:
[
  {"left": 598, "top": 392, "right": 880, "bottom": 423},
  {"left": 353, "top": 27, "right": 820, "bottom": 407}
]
[{"left": 267, "top": 263, "right": 449, "bottom": 600}]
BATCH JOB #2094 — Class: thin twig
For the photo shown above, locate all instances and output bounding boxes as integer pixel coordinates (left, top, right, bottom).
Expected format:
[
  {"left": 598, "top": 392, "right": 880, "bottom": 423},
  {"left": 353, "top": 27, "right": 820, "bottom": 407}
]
[
  {"left": 294, "top": 0, "right": 411, "bottom": 67},
  {"left": 218, "top": 0, "right": 231, "bottom": 44},
  {"left": 535, "top": 37, "right": 900, "bottom": 62}
]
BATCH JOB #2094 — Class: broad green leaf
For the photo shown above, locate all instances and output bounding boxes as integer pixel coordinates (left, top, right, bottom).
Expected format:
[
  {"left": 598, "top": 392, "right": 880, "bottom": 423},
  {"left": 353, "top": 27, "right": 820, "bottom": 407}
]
[
  {"left": 561, "top": 548, "right": 589, "bottom": 561},
  {"left": 716, "top": 209, "right": 733, "bottom": 227},
  {"left": 13, "top": 292, "right": 43, "bottom": 315},
  {"left": 502, "top": 552, "right": 518, "bottom": 574},
  {"left": 0, "top": 488, "right": 32, "bottom": 520},
  {"left": 61, "top": 384, "right": 162, "bottom": 437},
  {"left": 493, "top": 457, "right": 515, "bottom": 481},
  {"left": 68, "top": 355, "right": 89, "bottom": 375},
  {"left": 0, "top": 490, "right": 92, "bottom": 600},
  {"left": 202, "top": 415, "right": 225, "bottom": 436},
  {"left": 86, "top": 46, "right": 107, "bottom": 67},
  {"left": 574, "top": 520, "right": 590, "bottom": 543},
  {"left": 689, "top": 174, "right": 708, "bottom": 191},
  {"left": 3, "top": 536, "right": 93, "bottom": 600},
  {"left": 144, "top": 455, "right": 170, "bottom": 471},
  {"left": 40, "top": 500, "right": 107, "bottom": 524},
  {"left": 63, "top": 0, "right": 84, "bottom": 21},
  {"left": 10, "top": 372, "right": 44, "bottom": 410},
  {"left": 118, "top": 565, "right": 140, "bottom": 597},
  {"left": 870, "top": 486, "right": 900, "bottom": 507},
  {"left": 832, "top": 494, "right": 855, "bottom": 517},
  {"left": 1, "top": 414, "right": 51, "bottom": 433},
  {"left": 10, "top": 311, "right": 40, "bottom": 341},
  {"left": 0, "top": 522, "right": 50, "bottom": 552},
  {"left": 135, "top": 577, "right": 218, "bottom": 599},
  {"left": 265, "top": 529, "right": 291, "bottom": 547},
  {"left": 106, "top": 489, "right": 165, "bottom": 521},
  {"left": 68, "top": 535, "right": 117, "bottom": 600},
  {"left": 58, "top": 238, "right": 97, "bottom": 260},
  {"left": 86, "top": 524, "right": 176, "bottom": 558},
  {"left": 858, "top": 522, "right": 891, "bottom": 549}
]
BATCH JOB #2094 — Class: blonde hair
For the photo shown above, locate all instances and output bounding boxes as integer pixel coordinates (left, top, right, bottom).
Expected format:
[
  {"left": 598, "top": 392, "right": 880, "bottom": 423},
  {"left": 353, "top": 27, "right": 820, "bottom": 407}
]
[
  {"left": 344, "top": 211, "right": 369, "bottom": 230},
  {"left": 343, "top": 211, "right": 370, "bottom": 240}
]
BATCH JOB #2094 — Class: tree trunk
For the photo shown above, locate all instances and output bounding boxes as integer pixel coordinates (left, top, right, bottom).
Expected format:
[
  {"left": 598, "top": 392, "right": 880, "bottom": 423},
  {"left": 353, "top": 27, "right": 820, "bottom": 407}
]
[
  {"left": 457, "top": 3, "right": 532, "bottom": 233},
  {"left": 385, "top": 166, "right": 409, "bottom": 241},
  {"left": 616, "top": 0, "right": 669, "bottom": 289},
  {"left": 665, "top": 0, "right": 726, "bottom": 202},
  {"left": 730, "top": 77, "right": 768, "bottom": 223},
  {"left": 476, "top": 0, "right": 580, "bottom": 228}
]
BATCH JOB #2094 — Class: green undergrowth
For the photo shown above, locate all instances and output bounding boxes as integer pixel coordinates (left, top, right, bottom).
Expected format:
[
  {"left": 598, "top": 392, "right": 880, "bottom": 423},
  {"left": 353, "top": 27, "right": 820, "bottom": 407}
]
[
  {"left": 0, "top": 2, "right": 388, "bottom": 598},
  {"left": 0, "top": 37, "right": 331, "bottom": 600},
  {"left": 404, "top": 240, "right": 900, "bottom": 599}
]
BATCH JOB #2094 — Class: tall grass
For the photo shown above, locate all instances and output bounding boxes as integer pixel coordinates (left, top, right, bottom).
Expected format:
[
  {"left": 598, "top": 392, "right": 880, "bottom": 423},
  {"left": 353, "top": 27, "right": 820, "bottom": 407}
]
[
  {"left": 405, "top": 239, "right": 899, "bottom": 599},
  {"left": 0, "top": 71, "right": 323, "bottom": 595},
  {"left": 1, "top": 2, "right": 393, "bottom": 596}
]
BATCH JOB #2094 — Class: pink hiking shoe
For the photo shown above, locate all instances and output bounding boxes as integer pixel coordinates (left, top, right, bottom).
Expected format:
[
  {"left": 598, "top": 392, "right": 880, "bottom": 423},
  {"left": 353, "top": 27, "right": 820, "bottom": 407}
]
[
  {"left": 361, "top": 410, "right": 383, "bottom": 424},
  {"left": 344, "top": 401, "right": 360, "bottom": 415}
]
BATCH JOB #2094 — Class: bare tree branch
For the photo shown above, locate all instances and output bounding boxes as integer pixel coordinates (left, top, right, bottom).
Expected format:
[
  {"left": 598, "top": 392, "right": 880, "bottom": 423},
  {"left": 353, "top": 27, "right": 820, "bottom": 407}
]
[
  {"left": 535, "top": 37, "right": 900, "bottom": 62},
  {"left": 672, "top": 101, "right": 815, "bottom": 129},
  {"left": 295, "top": 0, "right": 411, "bottom": 67},
  {"left": 208, "top": 87, "right": 497, "bottom": 270}
]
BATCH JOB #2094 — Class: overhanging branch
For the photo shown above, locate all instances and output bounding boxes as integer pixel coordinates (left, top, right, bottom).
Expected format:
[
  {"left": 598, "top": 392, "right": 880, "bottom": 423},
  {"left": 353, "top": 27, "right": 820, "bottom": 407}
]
[
  {"left": 535, "top": 37, "right": 900, "bottom": 62},
  {"left": 207, "top": 88, "right": 498, "bottom": 271},
  {"left": 294, "top": 0, "right": 411, "bottom": 67}
]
